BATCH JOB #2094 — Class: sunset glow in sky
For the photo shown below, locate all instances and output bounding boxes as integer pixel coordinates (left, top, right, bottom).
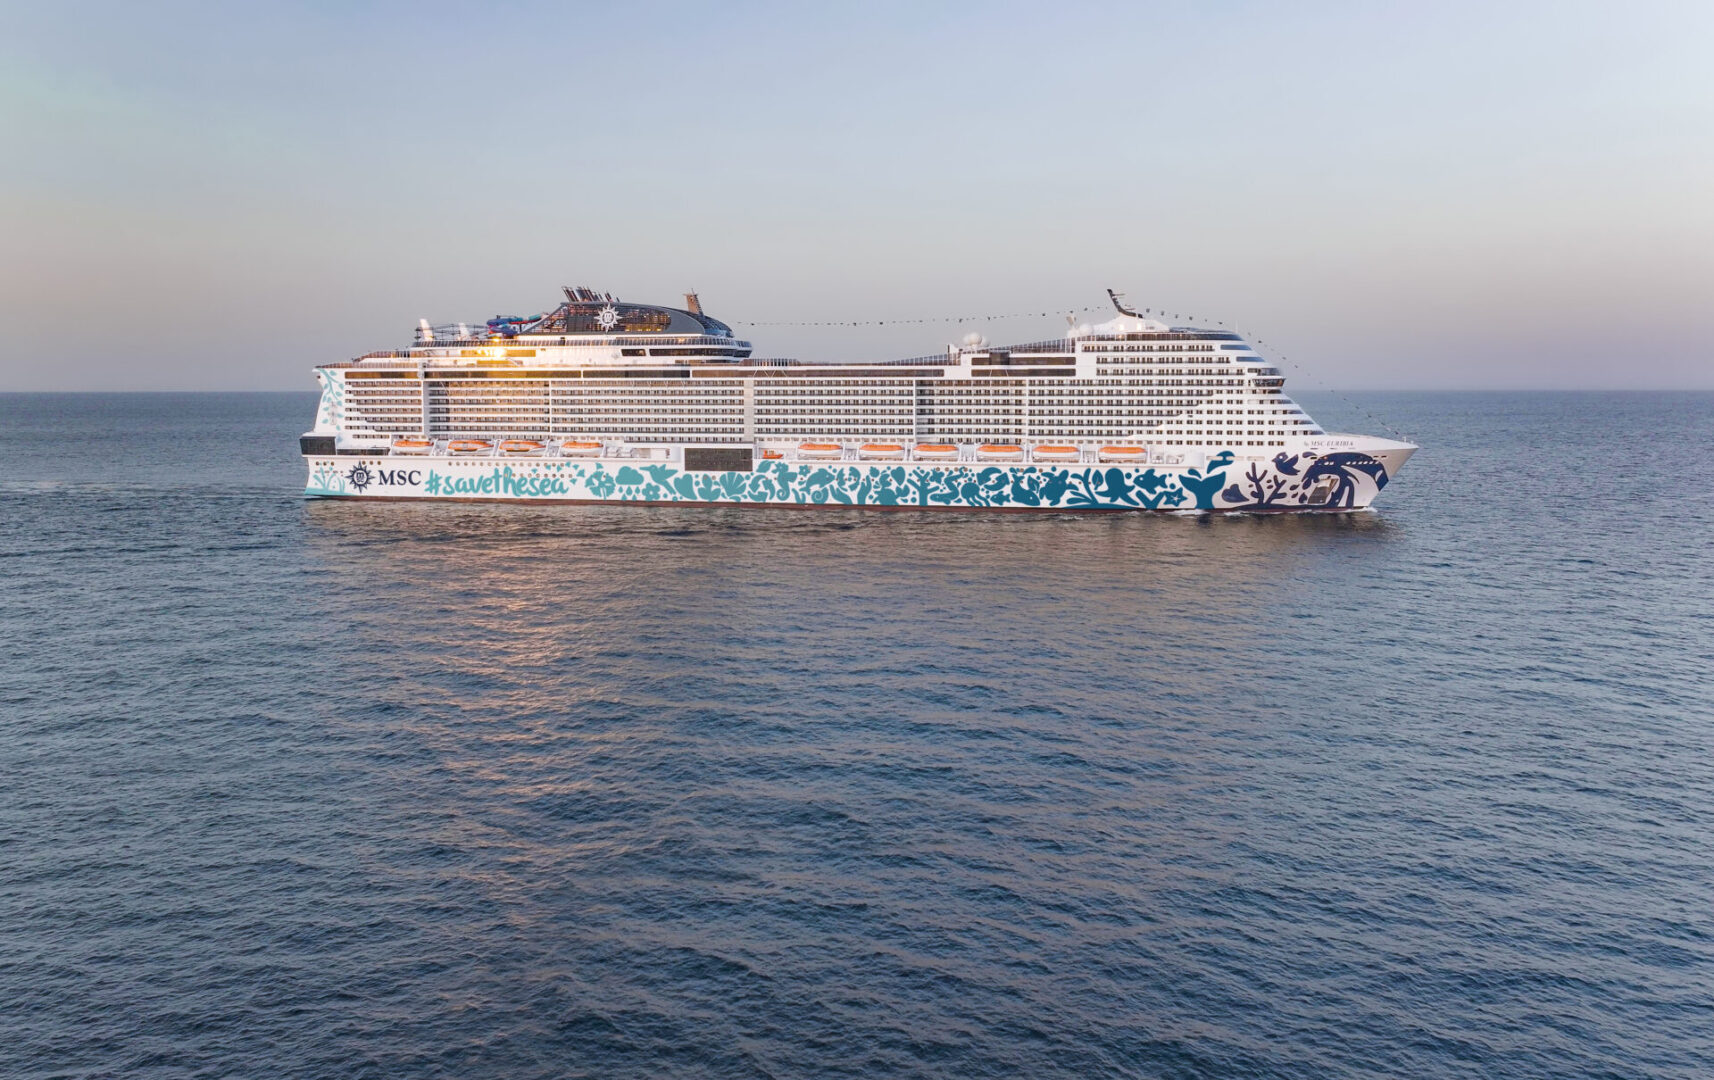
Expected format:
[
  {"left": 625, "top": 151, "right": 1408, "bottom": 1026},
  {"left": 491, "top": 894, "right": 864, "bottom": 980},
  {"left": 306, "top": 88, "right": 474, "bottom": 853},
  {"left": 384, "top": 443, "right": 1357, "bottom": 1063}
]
[{"left": 2, "top": 1, "right": 1710, "bottom": 390}]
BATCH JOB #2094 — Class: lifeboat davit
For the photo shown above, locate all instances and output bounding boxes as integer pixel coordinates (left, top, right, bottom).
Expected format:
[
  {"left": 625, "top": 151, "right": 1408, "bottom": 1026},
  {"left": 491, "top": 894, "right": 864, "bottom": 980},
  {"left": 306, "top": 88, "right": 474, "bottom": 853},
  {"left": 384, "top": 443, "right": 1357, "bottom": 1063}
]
[
  {"left": 798, "top": 442, "right": 844, "bottom": 460},
  {"left": 499, "top": 439, "right": 545, "bottom": 454},
  {"left": 448, "top": 439, "right": 492, "bottom": 454},
  {"left": 976, "top": 444, "right": 1024, "bottom": 461},
  {"left": 560, "top": 440, "right": 603, "bottom": 457},
  {"left": 1099, "top": 445, "right": 1147, "bottom": 463},
  {"left": 391, "top": 437, "right": 434, "bottom": 455},
  {"left": 1031, "top": 445, "right": 1081, "bottom": 462},
  {"left": 912, "top": 443, "right": 959, "bottom": 461},
  {"left": 858, "top": 443, "right": 906, "bottom": 460}
]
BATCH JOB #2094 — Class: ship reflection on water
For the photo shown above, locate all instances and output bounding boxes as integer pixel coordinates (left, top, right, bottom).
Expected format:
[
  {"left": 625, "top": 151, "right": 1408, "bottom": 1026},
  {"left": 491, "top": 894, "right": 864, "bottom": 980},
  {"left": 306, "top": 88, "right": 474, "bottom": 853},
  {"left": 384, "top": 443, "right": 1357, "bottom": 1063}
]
[
  {"left": 299, "top": 500, "right": 1402, "bottom": 830},
  {"left": 295, "top": 504, "right": 1412, "bottom": 1070},
  {"left": 301, "top": 503, "right": 1402, "bottom": 726}
]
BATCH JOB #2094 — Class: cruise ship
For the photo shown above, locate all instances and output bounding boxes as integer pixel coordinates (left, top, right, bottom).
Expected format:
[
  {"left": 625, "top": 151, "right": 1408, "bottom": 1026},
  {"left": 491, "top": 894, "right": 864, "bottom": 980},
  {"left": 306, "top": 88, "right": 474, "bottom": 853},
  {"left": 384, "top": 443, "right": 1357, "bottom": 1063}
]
[{"left": 300, "top": 287, "right": 1415, "bottom": 511}]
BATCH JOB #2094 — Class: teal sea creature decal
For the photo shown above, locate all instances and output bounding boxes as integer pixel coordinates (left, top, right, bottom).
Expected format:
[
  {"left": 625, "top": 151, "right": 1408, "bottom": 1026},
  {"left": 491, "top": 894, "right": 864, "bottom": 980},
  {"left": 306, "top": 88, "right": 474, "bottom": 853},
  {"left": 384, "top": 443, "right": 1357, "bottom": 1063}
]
[{"left": 1179, "top": 451, "right": 1235, "bottom": 509}]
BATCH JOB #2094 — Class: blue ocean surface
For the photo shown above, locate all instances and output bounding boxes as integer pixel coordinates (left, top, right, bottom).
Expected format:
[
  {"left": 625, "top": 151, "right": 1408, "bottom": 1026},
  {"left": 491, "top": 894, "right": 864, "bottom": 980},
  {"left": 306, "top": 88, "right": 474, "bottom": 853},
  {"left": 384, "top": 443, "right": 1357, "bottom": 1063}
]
[{"left": 1, "top": 391, "right": 1711, "bottom": 1079}]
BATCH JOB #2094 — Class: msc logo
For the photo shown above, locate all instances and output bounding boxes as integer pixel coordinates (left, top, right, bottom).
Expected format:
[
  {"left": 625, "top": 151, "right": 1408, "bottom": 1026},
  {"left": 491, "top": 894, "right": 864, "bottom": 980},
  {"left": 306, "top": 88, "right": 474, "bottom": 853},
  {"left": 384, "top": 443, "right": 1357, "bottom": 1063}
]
[
  {"left": 344, "top": 463, "right": 374, "bottom": 493},
  {"left": 377, "top": 469, "right": 422, "bottom": 487}
]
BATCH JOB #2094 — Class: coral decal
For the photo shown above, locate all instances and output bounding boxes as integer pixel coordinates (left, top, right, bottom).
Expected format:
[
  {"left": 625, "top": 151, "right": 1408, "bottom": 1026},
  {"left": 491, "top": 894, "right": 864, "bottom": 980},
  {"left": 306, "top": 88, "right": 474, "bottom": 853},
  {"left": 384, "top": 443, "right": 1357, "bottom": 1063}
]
[
  {"left": 306, "top": 463, "right": 347, "bottom": 494},
  {"left": 314, "top": 371, "right": 344, "bottom": 429}
]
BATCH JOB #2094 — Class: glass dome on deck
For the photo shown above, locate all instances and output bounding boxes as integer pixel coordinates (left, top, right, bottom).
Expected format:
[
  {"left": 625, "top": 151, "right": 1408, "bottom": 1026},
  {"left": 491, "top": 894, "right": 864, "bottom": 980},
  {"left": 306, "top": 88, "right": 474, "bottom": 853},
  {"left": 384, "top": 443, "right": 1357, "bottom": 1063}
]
[{"left": 502, "top": 286, "right": 734, "bottom": 338}]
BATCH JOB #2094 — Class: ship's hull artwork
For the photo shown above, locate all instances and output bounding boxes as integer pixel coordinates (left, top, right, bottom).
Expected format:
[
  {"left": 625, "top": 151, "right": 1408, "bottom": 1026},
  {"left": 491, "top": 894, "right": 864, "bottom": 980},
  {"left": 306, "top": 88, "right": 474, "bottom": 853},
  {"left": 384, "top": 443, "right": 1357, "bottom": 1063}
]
[{"left": 304, "top": 445, "right": 1402, "bottom": 512}]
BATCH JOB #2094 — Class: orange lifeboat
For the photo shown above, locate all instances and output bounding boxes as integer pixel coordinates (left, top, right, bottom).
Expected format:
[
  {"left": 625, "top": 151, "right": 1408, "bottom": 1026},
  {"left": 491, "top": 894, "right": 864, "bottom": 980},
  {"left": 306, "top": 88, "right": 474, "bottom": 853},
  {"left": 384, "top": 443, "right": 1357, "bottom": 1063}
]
[
  {"left": 797, "top": 442, "right": 844, "bottom": 460},
  {"left": 499, "top": 439, "right": 545, "bottom": 454},
  {"left": 560, "top": 440, "right": 603, "bottom": 458},
  {"left": 912, "top": 443, "right": 959, "bottom": 461},
  {"left": 1031, "top": 444, "right": 1081, "bottom": 462},
  {"left": 858, "top": 443, "right": 906, "bottom": 460},
  {"left": 448, "top": 439, "right": 492, "bottom": 454},
  {"left": 760, "top": 449, "right": 785, "bottom": 460},
  {"left": 391, "top": 437, "right": 434, "bottom": 455},
  {"left": 1099, "top": 445, "right": 1147, "bottom": 463},
  {"left": 976, "top": 444, "right": 1024, "bottom": 461}
]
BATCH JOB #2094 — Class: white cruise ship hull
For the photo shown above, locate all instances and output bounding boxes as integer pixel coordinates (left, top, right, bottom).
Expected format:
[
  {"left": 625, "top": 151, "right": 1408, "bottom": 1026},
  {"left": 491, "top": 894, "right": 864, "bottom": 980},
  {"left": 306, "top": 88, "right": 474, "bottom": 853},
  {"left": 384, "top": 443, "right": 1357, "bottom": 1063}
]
[{"left": 304, "top": 439, "right": 1413, "bottom": 512}]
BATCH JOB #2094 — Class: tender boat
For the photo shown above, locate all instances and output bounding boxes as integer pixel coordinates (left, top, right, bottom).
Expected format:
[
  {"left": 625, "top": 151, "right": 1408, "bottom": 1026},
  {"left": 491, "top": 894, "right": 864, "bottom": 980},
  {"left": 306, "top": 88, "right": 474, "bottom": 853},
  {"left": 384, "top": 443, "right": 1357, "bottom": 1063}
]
[
  {"left": 858, "top": 443, "right": 906, "bottom": 460},
  {"left": 976, "top": 444, "right": 1024, "bottom": 461},
  {"left": 391, "top": 437, "right": 434, "bottom": 455},
  {"left": 1031, "top": 445, "right": 1081, "bottom": 462},
  {"left": 1099, "top": 445, "right": 1147, "bottom": 463},
  {"left": 560, "top": 440, "right": 603, "bottom": 457},
  {"left": 499, "top": 439, "right": 545, "bottom": 454},
  {"left": 798, "top": 442, "right": 844, "bottom": 460},
  {"left": 448, "top": 439, "right": 492, "bottom": 454},
  {"left": 912, "top": 443, "right": 959, "bottom": 461}
]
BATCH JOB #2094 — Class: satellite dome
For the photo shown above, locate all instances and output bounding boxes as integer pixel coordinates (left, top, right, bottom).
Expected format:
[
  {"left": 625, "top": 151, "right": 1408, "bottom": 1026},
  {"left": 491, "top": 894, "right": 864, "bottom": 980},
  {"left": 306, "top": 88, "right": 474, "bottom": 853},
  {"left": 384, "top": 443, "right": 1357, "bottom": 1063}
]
[{"left": 961, "top": 332, "right": 987, "bottom": 348}]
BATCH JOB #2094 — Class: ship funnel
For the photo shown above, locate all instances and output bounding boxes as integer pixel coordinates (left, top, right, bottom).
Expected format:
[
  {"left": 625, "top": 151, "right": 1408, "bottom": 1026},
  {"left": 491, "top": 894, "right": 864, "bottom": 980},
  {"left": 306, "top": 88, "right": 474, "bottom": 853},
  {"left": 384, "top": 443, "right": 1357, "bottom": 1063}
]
[
  {"left": 417, "top": 318, "right": 434, "bottom": 343},
  {"left": 684, "top": 291, "right": 703, "bottom": 315},
  {"left": 1107, "top": 288, "right": 1145, "bottom": 318},
  {"left": 456, "top": 323, "right": 470, "bottom": 339}
]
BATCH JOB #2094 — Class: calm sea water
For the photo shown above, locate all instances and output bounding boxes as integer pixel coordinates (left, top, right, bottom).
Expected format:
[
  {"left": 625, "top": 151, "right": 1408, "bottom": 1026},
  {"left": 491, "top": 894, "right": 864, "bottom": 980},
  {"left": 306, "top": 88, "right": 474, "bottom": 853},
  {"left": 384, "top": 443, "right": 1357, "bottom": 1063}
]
[{"left": 2, "top": 391, "right": 1711, "bottom": 1079}]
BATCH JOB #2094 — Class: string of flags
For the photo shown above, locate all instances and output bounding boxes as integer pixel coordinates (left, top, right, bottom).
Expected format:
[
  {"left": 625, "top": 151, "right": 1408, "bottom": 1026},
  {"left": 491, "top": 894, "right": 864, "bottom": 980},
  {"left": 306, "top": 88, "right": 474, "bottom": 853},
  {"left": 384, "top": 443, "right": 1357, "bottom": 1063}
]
[
  {"left": 733, "top": 304, "right": 1248, "bottom": 329},
  {"left": 733, "top": 305, "right": 1108, "bottom": 328},
  {"left": 730, "top": 302, "right": 1410, "bottom": 442},
  {"left": 1249, "top": 336, "right": 1414, "bottom": 444}
]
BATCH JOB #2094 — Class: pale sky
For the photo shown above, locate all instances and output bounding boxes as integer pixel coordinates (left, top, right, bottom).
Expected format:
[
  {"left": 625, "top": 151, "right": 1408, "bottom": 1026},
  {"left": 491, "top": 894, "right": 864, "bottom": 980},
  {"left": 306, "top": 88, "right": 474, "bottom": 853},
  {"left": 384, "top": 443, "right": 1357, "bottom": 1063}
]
[{"left": 2, "top": 0, "right": 1710, "bottom": 391}]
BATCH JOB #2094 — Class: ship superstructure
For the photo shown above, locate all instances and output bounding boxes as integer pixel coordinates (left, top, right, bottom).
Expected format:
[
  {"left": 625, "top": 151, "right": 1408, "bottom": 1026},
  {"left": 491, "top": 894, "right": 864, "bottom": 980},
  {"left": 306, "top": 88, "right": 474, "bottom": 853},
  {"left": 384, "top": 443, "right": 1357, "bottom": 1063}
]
[{"left": 301, "top": 287, "right": 1415, "bottom": 511}]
